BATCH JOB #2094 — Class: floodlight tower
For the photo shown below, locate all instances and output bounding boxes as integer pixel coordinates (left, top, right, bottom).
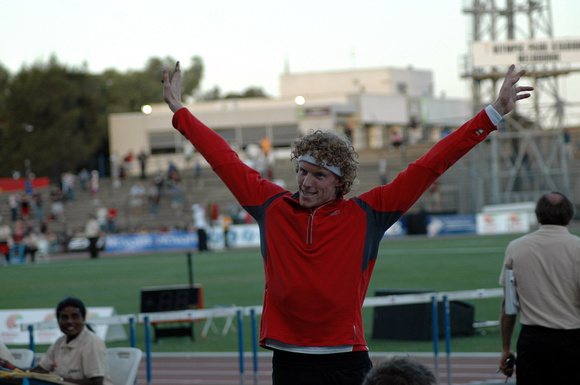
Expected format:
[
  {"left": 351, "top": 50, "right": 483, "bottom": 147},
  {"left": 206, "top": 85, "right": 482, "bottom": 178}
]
[{"left": 460, "top": 0, "right": 578, "bottom": 212}]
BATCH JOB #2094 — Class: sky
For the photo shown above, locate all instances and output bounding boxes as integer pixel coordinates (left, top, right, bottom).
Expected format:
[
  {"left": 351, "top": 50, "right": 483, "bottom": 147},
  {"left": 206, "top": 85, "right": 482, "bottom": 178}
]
[{"left": 1, "top": 0, "right": 579, "bottom": 104}]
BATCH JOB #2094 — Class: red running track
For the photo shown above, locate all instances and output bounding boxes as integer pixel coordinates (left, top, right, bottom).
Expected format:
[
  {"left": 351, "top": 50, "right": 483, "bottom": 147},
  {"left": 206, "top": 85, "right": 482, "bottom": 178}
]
[{"left": 133, "top": 353, "right": 515, "bottom": 385}]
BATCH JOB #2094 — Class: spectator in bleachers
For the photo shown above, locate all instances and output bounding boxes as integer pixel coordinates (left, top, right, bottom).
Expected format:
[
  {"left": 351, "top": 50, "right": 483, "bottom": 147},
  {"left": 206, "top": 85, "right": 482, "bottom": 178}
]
[
  {"left": 32, "top": 192, "right": 44, "bottom": 222},
  {"left": 389, "top": 128, "right": 403, "bottom": 150},
  {"left": 110, "top": 152, "right": 121, "bottom": 188},
  {"left": 61, "top": 171, "right": 76, "bottom": 202},
  {"left": 90, "top": 170, "right": 100, "bottom": 200},
  {"left": 25, "top": 174, "right": 34, "bottom": 197},
  {"left": 12, "top": 220, "right": 24, "bottom": 245},
  {"left": 96, "top": 205, "right": 108, "bottom": 231},
  {"left": 0, "top": 216, "right": 14, "bottom": 264},
  {"left": 148, "top": 182, "right": 160, "bottom": 217},
  {"left": 153, "top": 171, "right": 165, "bottom": 201},
  {"left": 129, "top": 182, "right": 146, "bottom": 216},
  {"left": 8, "top": 193, "right": 19, "bottom": 222},
  {"left": 170, "top": 181, "right": 184, "bottom": 217},
  {"left": 50, "top": 187, "right": 64, "bottom": 221},
  {"left": 344, "top": 125, "right": 353, "bottom": 143},
  {"left": 20, "top": 193, "right": 30, "bottom": 221},
  {"left": 122, "top": 151, "right": 134, "bottom": 179},
  {"left": 209, "top": 202, "right": 219, "bottom": 225},
  {"left": 167, "top": 161, "right": 181, "bottom": 184},
  {"left": 194, "top": 159, "right": 204, "bottom": 187},
  {"left": 183, "top": 141, "right": 195, "bottom": 167},
  {"left": 107, "top": 206, "right": 118, "bottom": 234},
  {"left": 138, "top": 149, "right": 149, "bottom": 180},
  {"left": 379, "top": 158, "right": 388, "bottom": 185},
  {"left": 78, "top": 168, "right": 90, "bottom": 193}
]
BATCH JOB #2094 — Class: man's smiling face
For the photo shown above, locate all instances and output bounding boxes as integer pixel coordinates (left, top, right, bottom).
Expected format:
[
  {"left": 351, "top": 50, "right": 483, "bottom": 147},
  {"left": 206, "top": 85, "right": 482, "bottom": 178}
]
[{"left": 297, "top": 161, "right": 343, "bottom": 209}]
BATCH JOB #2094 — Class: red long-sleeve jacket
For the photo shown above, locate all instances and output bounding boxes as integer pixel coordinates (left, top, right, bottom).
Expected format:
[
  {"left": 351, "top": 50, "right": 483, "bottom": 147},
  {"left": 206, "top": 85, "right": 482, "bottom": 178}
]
[{"left": 172, "top": 108, "right": 495, "bottom": 350}]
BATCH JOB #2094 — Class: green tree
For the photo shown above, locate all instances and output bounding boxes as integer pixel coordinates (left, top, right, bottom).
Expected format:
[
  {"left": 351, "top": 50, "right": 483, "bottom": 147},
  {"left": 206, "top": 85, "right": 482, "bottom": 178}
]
[
  {"left": 226, "top": 86, "right": 267, "bottom": 99},
  {"left": 0, "top": 62, "right": 9, "bottom": 101},
  {"left": 101, "top": 55, "right": 204, "bottom": 113},
  {"left": 0, "top": 62, "right": 11, "bottom": 148},
  {"left": 203, "top": 86, "right": 268, "bottom": 101},
  {"left": 0, "top": 55, "right": 205, "bottom": 179},
  {"left": 200, "top": 85, "right": 222, "bottom": 101},
  {"left": 0, "top": 56, "right": 108, "bottom": 179}
]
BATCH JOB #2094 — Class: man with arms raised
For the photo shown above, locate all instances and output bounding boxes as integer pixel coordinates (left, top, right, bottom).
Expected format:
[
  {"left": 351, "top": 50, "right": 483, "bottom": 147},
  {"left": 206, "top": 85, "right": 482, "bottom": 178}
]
[{"left": 163, "top": 63, "right": 532, "bottom": 384}]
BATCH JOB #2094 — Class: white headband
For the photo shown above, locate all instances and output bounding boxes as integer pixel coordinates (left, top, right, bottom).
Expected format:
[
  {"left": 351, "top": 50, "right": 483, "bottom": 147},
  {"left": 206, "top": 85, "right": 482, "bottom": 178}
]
[{"left": 297, "top": 151, "right": 343, "bottom": 177}]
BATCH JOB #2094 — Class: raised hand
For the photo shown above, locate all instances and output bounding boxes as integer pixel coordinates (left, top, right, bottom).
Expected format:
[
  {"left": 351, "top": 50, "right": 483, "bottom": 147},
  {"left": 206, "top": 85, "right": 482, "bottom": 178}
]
[
  {"left": 162, "top": 61, "right": 184, "bottom": 113},
  {"left": 491, "top": 64, "right": 534, "bottom": 116}
]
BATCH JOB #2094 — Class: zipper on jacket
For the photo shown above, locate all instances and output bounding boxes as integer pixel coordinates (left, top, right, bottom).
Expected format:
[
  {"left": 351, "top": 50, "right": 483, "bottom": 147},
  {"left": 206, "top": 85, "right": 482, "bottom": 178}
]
[
  {"left": 305, "top": 201, "right": 334, "bottom": 245},
  {"left": 306, "top": 213, "right": 314, "bottom": 244}
]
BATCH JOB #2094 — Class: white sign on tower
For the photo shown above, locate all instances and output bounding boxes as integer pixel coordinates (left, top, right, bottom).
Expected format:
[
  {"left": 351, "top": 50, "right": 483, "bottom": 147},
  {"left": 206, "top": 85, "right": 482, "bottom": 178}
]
[{"left": 472, "top": 38, "right": 580, "bottom": 67}]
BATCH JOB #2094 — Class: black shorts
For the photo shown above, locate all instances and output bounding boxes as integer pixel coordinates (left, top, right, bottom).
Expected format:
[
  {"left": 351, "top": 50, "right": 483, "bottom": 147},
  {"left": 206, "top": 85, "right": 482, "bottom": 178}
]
[{"left": 272, "top": 349, "right": 372, "bottom": 385}]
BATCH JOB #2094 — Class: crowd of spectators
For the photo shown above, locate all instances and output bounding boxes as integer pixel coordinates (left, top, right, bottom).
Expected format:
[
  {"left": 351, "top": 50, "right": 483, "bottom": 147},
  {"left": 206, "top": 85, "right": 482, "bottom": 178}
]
[{"left": 1, "top": 145, "right": 273, "bottom": 263}]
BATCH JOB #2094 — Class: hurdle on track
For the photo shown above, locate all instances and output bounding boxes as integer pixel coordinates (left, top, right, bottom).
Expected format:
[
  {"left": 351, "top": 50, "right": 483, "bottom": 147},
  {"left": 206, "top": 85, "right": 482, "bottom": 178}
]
[{"left": 22, "top": 288, "right": 503, "bottom": 385}]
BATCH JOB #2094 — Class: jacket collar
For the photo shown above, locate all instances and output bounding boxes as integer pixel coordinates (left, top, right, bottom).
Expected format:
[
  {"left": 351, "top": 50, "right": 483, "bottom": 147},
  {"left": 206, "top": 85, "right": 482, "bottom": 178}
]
[{"left": 286, "top": 192, "right": 344, "bottom": 212}]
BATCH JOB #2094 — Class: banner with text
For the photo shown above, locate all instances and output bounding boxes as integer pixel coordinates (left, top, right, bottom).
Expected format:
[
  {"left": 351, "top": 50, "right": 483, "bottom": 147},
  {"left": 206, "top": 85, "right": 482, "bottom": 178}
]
[
  {"left": 476, "top": 211, "right": 530, "bottom": 235},
  {"left": 473, "top": 38, "right": 580, "bottom": 66},
  {"left": 104, "top": 231, "right": 198, "bottom": 253}
]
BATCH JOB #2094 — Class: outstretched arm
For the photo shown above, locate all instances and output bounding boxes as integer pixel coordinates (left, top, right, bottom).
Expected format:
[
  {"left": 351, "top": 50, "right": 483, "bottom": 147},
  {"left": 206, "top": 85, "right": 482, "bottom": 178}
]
[
  {"left": 162, "top": 61, "right": 184, "bottom": 113},
  {"left": 492, "top": 64, "right": 534, "bottom": 116}
]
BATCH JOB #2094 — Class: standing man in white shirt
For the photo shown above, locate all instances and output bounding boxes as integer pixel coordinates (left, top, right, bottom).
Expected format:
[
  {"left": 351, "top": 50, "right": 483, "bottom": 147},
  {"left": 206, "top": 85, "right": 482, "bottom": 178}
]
[
  {"left": 85, "top": 213, "right": 101, "bottom": 258},
  {"left": 498, "top": 192, "right": 580, "bottom": 384}
]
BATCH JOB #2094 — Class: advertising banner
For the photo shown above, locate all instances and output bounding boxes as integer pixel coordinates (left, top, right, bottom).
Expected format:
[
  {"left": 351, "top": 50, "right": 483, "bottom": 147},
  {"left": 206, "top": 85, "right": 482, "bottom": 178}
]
[
  {"left": 103, "top": 232, "right": 198, "bottom": 253},
  {"left": 100, "top": 226, "right": 262, "bottom": 254},
  {"left": 383, "top": 220, "right": 406, "bottom": 238},
  {"left": 476, "top": 212, "right": 530, "bottom": 235},
  {"left": 0, "top": 307, "right": 126, "bottom": 345},
  {"left": 427, "top": 215, "right": 477, "bottom": 237}
]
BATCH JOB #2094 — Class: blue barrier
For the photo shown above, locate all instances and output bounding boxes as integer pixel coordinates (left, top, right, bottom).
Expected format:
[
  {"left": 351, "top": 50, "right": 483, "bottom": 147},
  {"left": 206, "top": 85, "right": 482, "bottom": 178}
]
[
  {"left": 443, "top": 295, "right": 452, "bottom": 385},
  {"left": 237, "top": 310, "right": 244, "bottom": 385},
  {"left": 27, "top": 325, "right": 35, "bottom": 367},
  {"left": 145, "top": 316, "right": 152, "bottom": 385},
  {"left": 250, "top": 308, "right": 259, "bottom": 385},
  {"left": 129, "top": 317, "right": 136, "bottom": 348},
  {"left": 431, "top": 296, "right": 439, "bottom": 378}
]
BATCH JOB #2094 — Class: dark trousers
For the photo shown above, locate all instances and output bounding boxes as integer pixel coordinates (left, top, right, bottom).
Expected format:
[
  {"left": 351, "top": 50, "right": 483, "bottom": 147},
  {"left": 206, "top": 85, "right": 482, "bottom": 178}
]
[
  {"left": 197, "top": 229, "right": 208, "bottom": 251},
  {"left": 272, "top": 350, "right": 372, "bottom": 385},
  {"left": 516, "top": 324, "right": 580, "bottom": 385},
  {"left": 88, "top": 237, "right": 99, "bottom": 258}
]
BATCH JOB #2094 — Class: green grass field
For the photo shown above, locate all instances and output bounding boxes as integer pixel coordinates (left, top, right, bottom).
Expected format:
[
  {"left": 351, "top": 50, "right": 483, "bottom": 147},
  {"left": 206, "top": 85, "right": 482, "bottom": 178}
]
[{"left": 2, "top": 230, "right": 565, "bottom": 355}]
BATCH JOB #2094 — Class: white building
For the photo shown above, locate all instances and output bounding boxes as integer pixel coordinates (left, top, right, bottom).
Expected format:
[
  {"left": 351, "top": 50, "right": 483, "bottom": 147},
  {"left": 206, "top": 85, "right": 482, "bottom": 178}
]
[{"left": 108, "top": 66, "right": 472, "bottom": 176}]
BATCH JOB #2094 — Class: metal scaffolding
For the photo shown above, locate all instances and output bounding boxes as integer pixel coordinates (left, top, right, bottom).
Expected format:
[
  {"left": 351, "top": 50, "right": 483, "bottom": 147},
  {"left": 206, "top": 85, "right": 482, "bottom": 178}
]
[{"left": 459, "top": 0, "right": 578, "bottom": 212}]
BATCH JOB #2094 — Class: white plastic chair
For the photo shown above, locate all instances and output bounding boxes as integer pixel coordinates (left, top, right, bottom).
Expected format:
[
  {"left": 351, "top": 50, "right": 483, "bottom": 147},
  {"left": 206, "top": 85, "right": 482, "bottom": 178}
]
[
  {"left": 107, "top": 348, "right": 143, "bottom": 385},
  {"left": 8, "top": 348, "right": 35, "bottom": 369}
]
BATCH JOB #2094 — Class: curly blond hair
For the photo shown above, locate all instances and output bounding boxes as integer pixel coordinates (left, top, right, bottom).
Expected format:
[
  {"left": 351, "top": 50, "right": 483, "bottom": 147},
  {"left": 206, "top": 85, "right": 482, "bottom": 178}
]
[{"left": 290, "top": 130, "right": 359, "bottom": 196}]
